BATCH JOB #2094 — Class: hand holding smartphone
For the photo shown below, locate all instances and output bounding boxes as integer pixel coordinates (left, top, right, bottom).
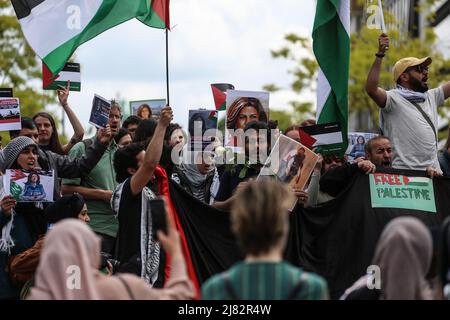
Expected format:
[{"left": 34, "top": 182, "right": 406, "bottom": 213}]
[{"left": 150, "top": 197, "right": 168, "bottom": 240}]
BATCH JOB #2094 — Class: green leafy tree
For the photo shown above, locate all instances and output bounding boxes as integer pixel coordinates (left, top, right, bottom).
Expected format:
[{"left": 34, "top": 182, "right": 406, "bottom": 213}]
[
  {"left": 0, "top": 0, "right": 56, "bottom": 142},
  {"left": 266, "top": 2, "right": 450, "bottom": 130}
]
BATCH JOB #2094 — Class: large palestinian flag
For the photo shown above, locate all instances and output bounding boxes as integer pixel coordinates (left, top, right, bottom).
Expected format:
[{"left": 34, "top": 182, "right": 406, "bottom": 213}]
[
  {"left": 12, "top": 0, "right": 170, "bottom": 76},
  {"left": 313, "top": 0, "right": 350, "bottom": 154}
]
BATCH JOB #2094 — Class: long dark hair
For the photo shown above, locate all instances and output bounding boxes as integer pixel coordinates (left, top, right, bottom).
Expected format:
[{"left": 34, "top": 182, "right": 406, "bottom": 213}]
[
  {"left": 226, "top": 97, "right": 268, "bottom": 130},
  {"left": 26, "top": 172, "right": 41, "bottom": 185},
  {"left": 33, "top": 112, "right": 64, "bottom": 155}
]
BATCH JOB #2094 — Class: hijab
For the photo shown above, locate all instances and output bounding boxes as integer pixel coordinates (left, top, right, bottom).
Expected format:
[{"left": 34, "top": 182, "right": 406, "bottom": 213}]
[
  {"left": 373, "top": 217, "right": 433, "bottom": 300},
  {"left": 29, "top": 220, "right": 101, "bottom": 300}
]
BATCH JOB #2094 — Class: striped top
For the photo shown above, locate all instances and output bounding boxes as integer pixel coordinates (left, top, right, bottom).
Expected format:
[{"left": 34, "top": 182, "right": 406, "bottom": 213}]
[{"left": 201, "top": 261, "right": 328, "bottom": 300}]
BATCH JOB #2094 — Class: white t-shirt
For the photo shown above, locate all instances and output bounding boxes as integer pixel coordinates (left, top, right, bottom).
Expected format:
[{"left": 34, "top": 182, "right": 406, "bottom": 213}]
[{"left": 381, "top": 87, "right": 445, "bottom": 171}]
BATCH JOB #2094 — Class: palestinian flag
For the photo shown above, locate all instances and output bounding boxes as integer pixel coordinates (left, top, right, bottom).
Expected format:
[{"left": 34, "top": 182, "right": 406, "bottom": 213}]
[
  {"left": 43, "top": 62, "right": 81, "bottom": 91},
  {"left": 211, "top": 83, "right": 235, "bottom": 111},
  {"left": 313, "top": 0, "right": 350, "bottom": 154},
  {"left": 12, "top": 0, "right": 171, "bottom": 76}
]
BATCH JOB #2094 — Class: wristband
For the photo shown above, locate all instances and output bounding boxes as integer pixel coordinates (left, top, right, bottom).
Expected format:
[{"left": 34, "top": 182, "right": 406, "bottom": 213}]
[{"left": 375, "top": 52, "right": 385, "bottom": 58}]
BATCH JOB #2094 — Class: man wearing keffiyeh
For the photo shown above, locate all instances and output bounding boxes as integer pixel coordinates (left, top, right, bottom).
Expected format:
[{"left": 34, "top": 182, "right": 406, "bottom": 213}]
[{"left": 365, "top": 33, "right": 450, "bottom": 176}]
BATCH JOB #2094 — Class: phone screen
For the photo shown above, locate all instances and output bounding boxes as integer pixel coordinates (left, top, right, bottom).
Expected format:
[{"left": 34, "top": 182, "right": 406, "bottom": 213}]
[{"left": 150, "top": 198, "right": 167, "bottom": 240}]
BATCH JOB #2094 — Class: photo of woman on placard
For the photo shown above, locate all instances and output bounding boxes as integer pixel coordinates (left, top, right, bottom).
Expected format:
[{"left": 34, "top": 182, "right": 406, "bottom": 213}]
[
  {"left": 349, "top": 135, "right": 366, "bottom": 159},
  {"left": 21, "top": 172, "right": 46, "bottom": 201},
  {"left": 226, "top": 97, "right": 268, "bottom": 130},
  {"left": 137, "top": 104, "right": 152, "bottom": 120}
]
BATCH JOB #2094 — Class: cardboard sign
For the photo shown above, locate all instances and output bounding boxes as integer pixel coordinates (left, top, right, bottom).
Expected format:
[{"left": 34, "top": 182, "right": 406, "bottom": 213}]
[{"left": 369, "top": 173, "right": 436, "bottom": 213}]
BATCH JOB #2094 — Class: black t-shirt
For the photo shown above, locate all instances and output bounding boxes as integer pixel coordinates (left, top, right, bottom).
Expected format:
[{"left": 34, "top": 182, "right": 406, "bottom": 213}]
[
  {"left": 115, "top": 177, "right": 166, "bottom": 288},
  {"left": 116, "top": 178, "right": 142, "bottom": 269}
]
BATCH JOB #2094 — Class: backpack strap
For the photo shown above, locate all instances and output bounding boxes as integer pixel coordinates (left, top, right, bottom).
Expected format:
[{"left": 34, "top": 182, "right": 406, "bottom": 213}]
[
  {"left": 410, "top": 101, "right": 438, "bottom": 148},
  {"left": 223, "top": 273, "right": 239, "bottom": 300},
  {"left": 116, "top": 275, "right": 135, "bottom": 300}
]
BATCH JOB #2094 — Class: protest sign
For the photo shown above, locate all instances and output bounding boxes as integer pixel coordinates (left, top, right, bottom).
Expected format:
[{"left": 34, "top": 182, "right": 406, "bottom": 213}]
[
  {"left": 89, "top": 94, "right": 111, "bottom": 129},
  {"left": 130, "top": 99, "right": 166, "bottom": 120},
  {"left": 4, "top": 169, "right": 54, "bottom": 202},
  {"left": 43, "top": 62, "right": 81, "bottom": 91},
  {"left": 0, "top": 97, "right": 21, "bottom": 131}
]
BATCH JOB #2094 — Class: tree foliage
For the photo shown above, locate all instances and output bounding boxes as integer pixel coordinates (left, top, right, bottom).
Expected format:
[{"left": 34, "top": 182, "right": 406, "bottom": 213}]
[{"left": 0, "top": 0, "right": 56, "bottom": 141}]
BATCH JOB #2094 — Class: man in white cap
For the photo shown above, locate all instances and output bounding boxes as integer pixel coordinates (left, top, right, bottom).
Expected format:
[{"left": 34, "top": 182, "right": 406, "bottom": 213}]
[{"left": 365, "top": 33, "right": 450, "bottom": 176}]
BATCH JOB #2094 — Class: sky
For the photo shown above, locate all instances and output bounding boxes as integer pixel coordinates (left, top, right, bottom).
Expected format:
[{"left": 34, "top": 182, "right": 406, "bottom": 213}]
[
  {"left": 54, "top": 0, "right": 316, "bottom": 138},
  {"left": 42, "top": 0, "right": 450, "bottom": 138}
]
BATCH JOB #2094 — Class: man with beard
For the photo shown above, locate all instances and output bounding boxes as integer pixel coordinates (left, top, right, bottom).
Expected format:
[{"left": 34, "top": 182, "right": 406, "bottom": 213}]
[
  {"left": 319, "top": 136, "right": 393, "bottom": 198},
  {"left": 365, "top": 33, "right": 450, "bottom": 174},
  {"left": 61, "top": 101, "right": 122, "bottom": 255}
]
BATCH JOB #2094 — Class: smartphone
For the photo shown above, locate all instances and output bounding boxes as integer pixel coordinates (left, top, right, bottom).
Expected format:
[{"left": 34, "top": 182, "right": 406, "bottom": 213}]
[{"left": 150, "top": 198, "right": 167, "bottom": 240}]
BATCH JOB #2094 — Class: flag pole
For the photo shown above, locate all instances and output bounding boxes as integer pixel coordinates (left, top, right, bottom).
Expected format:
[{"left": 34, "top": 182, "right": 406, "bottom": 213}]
[{"left": 165, "top": 29, "right": 170, "bottom": 106}]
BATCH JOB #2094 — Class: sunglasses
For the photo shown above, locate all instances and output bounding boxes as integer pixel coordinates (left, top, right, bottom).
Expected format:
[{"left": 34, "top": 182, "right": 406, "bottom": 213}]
[{"left": 406, "top": 65, "right": 428, "bottom": 74}]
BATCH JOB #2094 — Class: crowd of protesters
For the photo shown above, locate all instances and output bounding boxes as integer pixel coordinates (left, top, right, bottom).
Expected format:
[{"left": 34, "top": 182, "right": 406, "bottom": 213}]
[{"left": 1, "top": 32, "right": 450, "bottom": 300}]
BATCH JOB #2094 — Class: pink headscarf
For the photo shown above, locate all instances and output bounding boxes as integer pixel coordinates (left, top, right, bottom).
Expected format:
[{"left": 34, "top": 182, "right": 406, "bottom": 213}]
[{"left": 28, "top": 220, "right": 101, "bottom": 300}]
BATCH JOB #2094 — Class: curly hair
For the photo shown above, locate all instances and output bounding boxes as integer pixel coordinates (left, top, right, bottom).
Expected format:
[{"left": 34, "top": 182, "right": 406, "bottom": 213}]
[{"left": 226, "top": 97, "right": 268, "bottom": 130}]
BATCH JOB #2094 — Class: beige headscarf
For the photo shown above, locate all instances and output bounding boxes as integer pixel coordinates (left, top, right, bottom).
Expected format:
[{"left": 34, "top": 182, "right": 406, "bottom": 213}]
[
  {"left": 373, "top": 217, "right": 433, "bottom": 300},
  {"left": 28, "top": 220, "right": 101, "bottom": 300}
]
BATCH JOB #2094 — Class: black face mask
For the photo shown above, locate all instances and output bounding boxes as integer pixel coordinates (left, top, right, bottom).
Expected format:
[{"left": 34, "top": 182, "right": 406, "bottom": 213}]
[{"left": 410, "top": 75, "right": 429, "bottom": 93}]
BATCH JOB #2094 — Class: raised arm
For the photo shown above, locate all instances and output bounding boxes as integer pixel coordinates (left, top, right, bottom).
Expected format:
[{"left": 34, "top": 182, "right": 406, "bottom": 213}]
[
  {"left": 365, "top": 33, "right": 389, "bottom": 108},
  {"left": 130, "top": 107, "right": 173, "bottom": 196},
  {"left": 57, "top": 81, "right": 85, "bottom": 154},
  {"left": 443, "top": 81, "right": 450, "bottom": 100}
]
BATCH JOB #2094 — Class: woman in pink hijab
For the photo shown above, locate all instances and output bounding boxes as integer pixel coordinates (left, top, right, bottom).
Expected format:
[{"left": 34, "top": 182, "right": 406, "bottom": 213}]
[{"left": 28, "top": 213, "right": 194, "bottom": 300}]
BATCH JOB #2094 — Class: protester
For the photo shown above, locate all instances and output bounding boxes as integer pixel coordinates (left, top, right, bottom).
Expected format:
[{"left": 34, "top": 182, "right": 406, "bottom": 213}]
[
  {"left": 202, "top": 179, "right": 328, "bottom": 300},
  {"left": 32, "top": 82, "right": 84, "bottom": 155},
  {"left": 171, "top": 150, "right": 220, "bottom": 205},
  {"left": 9, "top": 117, "right": 39, "bottom": 143},
  {"left": 61, "top": 102, "right": 122, "bottom": 255},
  {"left": 284, "top": 125, "right": 301, "bottom": 143},
  {"left": 114, "top": 128, "right": 132, "bottom": 147},
  {"left": 213, "top": 121, "right": 272, "bottom": 211},
  {"left": 28, "top": 218, "right": 194, "bottom": 300},
  {"left": 111, "top": 107, "right": 172, "bottom": 285},
  {"left": 365, "top": 33, "right": 450, "bottom": 173},
  {"left": 7, "top": 193, "right": 89, "bottom": 296},
  {"left": 122, "top": 115, "right": 142, "bottom": 140},
  {"left": 166, "top": 123, "right": 186, "bottom": 148},
  {"left": 0, "top": 117, "right": 39, "bottom": 173},
  {"left": 133, "top": 118, "right": 158, "bottom": 143},
  {"left": 0, "top": 131, "right": 111, "bottom": 299},
  {"left": 440, "top": 217, "right": 450, "bottom": 300},
  {"left": 341, "top": 217, "right": 433, "bottom": 300}
]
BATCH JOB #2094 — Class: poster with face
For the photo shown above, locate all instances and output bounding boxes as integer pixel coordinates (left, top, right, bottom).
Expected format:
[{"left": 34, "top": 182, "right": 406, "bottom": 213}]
[
  {"left": 4, "top": 169, "right": 54, "bottom": 202},
  {"left": 259, "top": 134, "right": 318, "bottom": 189},
  {"left": 225, "top": 90, "right": 269, "bottom": 151},
  {"left": 346, "top": 132, "right": 379, "bottom": 162},
  {"left": 188, "top": 109, "right": 218, "bottom": 150},
  {"left": 130, "top": 99, "right": 166, "bottom": 120}
]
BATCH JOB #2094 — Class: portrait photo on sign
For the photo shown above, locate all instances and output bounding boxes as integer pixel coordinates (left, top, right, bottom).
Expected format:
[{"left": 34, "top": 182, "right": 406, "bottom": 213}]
[
  {"left": 188, "top": 109, "right": 218, "bottom": 149},
  {"left": 225, "top": 90, "right": 269, "bottom": 150},
  {"left": 258, "top": 134, "right": 319, "bottom": 191},
  {"left": 0, "top": 97, "right": 21, "bottom": 131},
  {"left": 4, "top": 169, "right": 54, "bottom": 202},
  {"left": 346, "top": 132, "right": 379, "bottom": 162},
  {"left": 130, "top": 99, "right": 166, "bottom": 120}
]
